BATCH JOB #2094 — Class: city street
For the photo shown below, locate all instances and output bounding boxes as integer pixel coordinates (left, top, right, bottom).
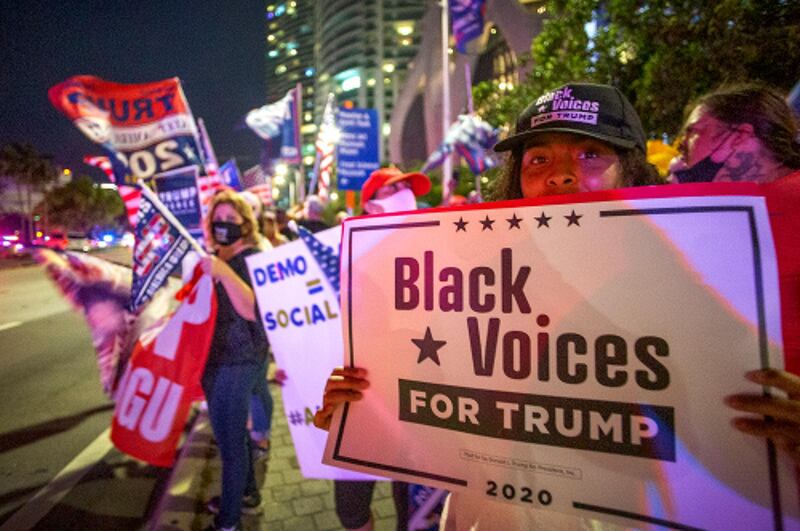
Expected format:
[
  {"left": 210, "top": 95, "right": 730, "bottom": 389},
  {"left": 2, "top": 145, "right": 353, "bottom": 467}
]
[{"left": 0, "top": 252, "right": 168, "bottom": 530}]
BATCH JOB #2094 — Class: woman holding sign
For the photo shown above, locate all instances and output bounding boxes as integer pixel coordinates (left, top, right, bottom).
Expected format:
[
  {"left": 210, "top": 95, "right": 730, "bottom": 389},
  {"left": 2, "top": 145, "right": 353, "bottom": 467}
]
[
  {"left": 201, "top": 190, "right": 270, "bottom": 531},
  {"left": 314, "top": 83, "right": 663, "bottom": 530},
  {"left": 668, "top": 83, "right": 800, "bottom": 465}
]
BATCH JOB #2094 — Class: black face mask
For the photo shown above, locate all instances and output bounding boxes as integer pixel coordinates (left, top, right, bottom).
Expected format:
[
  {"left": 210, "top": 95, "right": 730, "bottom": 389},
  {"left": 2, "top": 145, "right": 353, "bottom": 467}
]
[
  {"left": 211, "top": 221, "right": 243, "bottom": 246},
  {"left": 673, "top": 130, "right": 735, "bottom": 184},
  {"left": 672, "top": 155, "right": 725, "bottom": 183}
]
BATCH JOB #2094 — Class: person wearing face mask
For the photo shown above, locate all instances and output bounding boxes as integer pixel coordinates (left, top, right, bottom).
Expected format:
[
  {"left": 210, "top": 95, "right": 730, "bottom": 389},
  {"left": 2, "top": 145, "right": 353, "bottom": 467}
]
[
  {"left": 670, "top": 83, "right": 800, "bottom": 467},
  {"left": 314, "top": 83, "right": 664, "bottom": 530},
  {"left": 671, "top": 83, "right": 800, "bottom": 185},
  {"left": 201, "top": 190, "right": 271, "bottom": 531},
  {"left": 360, "top": 166, "right": 431, "bottom": 215},
  {"left": 319, "top": 166, "right": 431, "bottom": 531}
]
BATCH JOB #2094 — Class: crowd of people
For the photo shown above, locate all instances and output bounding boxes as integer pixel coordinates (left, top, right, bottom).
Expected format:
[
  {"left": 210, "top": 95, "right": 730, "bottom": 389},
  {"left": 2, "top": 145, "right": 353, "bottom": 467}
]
[{"left": 198, "top": 81, "right": 800, "bottom": 531}]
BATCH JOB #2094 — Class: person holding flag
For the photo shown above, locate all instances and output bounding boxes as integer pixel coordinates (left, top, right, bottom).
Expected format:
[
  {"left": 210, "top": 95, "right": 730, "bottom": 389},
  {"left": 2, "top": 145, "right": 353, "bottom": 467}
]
[{"left": 201, "top": 190, "right": 270, "bottom": 531}]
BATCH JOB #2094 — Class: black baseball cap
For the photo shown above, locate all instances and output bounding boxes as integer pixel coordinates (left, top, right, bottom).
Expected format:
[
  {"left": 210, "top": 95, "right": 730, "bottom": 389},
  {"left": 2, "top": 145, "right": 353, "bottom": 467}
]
[{"left": 493, "top": 83, "right": 647, "bottom": 153}]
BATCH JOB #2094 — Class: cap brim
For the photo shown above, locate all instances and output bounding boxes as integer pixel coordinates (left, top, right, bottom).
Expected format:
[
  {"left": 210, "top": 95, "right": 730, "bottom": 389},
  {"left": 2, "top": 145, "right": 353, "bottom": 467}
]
[
  {"left": 385, "top": 171, "right": 431, "bottom": 197},
  {"left": 493, "top": 127, "right": 639, "bottom": 153}
]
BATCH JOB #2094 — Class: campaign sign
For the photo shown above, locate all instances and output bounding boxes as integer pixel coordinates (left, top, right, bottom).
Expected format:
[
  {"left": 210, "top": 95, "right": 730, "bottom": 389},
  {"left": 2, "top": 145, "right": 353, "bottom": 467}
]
[
  {"left": 336, "top": 108, "right": 380, "bottom": 191},
  {"left": 246, "top": 227, "right": 379, "bottom": 480},
  {"left": 325, "top": 184, "right": 799, "bottom": 529},
  {"left": 48, "top": 75, "right": 204, "bottom": 184},
  {"left": 153, "top": 166, "right": 202, "bottom": 240}
]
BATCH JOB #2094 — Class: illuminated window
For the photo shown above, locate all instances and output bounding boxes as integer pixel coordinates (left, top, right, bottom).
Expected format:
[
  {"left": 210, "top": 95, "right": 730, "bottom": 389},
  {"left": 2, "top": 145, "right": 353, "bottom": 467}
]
[{"left": 396, "top": 22, "right": 413, "bottom": 36}]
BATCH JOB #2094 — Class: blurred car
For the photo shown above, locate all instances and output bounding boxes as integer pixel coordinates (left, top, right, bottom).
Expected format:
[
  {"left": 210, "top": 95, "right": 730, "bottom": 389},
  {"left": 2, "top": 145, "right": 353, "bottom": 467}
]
[
  {"left": 0, "top": 234, "right": 28, "bottom": 258},
  {"left": 66, "top": 233, "right": 92, "bottom": 252},
  {"left": 32, "top": 230, "right": 68, "bottom": 251}
]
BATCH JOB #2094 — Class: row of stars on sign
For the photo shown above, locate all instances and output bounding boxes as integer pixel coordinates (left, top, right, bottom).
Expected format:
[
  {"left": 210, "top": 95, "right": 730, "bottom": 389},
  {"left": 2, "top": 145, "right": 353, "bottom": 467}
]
[{"left": 452, "top": 210, "right": 583, "bottom": 232}]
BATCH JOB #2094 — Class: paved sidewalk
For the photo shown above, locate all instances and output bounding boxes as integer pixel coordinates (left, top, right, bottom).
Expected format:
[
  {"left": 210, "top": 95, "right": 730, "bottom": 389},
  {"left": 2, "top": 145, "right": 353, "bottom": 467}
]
[{"left": 150, "top": 383, "right": 399, "bottom": 531}]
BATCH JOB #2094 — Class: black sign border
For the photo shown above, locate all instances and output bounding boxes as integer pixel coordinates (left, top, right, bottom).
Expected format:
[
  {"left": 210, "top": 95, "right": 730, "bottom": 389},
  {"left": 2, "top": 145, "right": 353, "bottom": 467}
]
[{"left": 334, "top": 205, "right": 783, "bottom": 530}]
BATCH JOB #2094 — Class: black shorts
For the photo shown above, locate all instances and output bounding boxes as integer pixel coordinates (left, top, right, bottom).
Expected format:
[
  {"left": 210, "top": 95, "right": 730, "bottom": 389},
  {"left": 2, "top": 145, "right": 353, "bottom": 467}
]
[{"left": 333, "top": 480, "right": 409, "bottom": 530}]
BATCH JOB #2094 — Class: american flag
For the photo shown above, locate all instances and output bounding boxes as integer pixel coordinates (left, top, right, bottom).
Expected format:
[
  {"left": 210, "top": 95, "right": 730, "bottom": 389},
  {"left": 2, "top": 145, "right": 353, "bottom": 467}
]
[
  {"left": 421, "top": 114, "right": 499, "bottom": 175},
  {"left": 247, "top": 183, "right": 273, "bottom": 207},
  {"left": 196, "top": 173, "right": 225, "bottom": 219},
  {"left": 130, "top": 189, "right": 191, "bottom": 312},
  {"left": 297, "top": 226, "right": 340, "bottom": 301},
  {"left": 242, "top": 164, "right": 267, "bottom": 188},
  {"left": 313, "top": 93, "right": 338, "bottom": 200},
  {"left": 84, "top": 155, "right": 141, "bottom": 227}
]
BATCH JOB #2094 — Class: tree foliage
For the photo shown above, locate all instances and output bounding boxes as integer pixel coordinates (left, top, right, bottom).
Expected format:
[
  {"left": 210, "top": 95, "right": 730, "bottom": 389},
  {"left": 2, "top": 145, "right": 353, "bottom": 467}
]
[
  {"left": 44, "top": 176, "right": 124, "bottom": 234},
  {"left": 475, "top": 0, "right": 800, "bottom": 138},
  {"left": 0, "top": 143, "right": 60, "bottom": 240}
]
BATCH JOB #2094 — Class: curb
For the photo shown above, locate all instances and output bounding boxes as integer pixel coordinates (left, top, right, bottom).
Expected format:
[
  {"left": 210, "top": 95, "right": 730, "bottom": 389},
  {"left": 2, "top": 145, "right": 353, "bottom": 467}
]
[{"left": 147, "top": 406, "right": 215, "bottom": 531}]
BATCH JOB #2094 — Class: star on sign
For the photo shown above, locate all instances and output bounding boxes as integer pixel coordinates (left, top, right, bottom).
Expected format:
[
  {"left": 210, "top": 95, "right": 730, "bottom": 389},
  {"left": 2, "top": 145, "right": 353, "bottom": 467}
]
[
  {"left": 535, "top": 212, "right": 551, "bottom": 228},
  {"left": 454, "top": 217, "right": 468, "bottom": 232},
  {"left": 412, "top": 327, "right": 447, "bottom": 366},
  {"left": 565, "top": 210, "right": 583, "bottom": 227},
  {"left": 506, "top": 213, "right": 522, "bottom": 229},
  {"left": 183, "top": 145, "right": 197, "bottom": 161},
  {"left": 480, "top": 215, "right": 495, "bottom": 231}
]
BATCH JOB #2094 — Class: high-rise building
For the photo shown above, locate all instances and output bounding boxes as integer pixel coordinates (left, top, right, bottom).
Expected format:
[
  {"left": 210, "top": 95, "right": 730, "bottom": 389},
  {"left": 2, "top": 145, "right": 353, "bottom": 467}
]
[
  {"left": 314, "top": 0, "right": 426, "bottom": 160},
  {"left": 389, "top": 0, "right": 545, "bottom": 166},
  {"left": 265, "top": 1, "right": 317, "bottom": 165}
]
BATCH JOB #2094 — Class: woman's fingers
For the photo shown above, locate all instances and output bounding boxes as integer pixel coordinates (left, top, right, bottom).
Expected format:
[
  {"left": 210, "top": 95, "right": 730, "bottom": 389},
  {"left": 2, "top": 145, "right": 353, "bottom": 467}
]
[
  {"left": 329, "top": 366, "right": 368, "bottom": 379},
  {"left": 725, "top": 394, "right": 800, "bottom": 424},
  {"left": 313, "top": 367, "right": 370, "bottom": 431},
  {"left": 745, "top": 368, "right": 800, "bottom": 400}
]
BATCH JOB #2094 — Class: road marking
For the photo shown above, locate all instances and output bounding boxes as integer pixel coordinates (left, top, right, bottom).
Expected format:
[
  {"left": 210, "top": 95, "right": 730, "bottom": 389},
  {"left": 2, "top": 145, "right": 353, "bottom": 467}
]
[
  {"left": 0, "top": 321, "right": 22, "bottom": 332},
  {"left": 0, "top": 427, "right": 113, "bottom": 531}
]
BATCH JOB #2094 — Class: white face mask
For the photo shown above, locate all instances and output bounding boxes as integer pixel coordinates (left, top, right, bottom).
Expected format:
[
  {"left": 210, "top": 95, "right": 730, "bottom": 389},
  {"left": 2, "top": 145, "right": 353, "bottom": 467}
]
[{"left": 364, "top": 187, "right": 417, "bottom": 214}]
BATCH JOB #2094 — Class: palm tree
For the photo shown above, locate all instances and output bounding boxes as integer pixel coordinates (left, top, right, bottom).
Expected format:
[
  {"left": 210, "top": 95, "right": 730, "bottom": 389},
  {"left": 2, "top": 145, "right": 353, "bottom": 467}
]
[{"left": 0, "top": 143, "right": 60, "bottom": 243}]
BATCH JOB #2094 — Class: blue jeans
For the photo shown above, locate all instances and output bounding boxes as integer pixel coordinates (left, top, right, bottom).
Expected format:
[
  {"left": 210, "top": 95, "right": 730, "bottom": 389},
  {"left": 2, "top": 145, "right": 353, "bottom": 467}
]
[
  {"left": 203, "top": 362, "right": 261, "bottom": 528},
  {"left": 249, "top": 358, "right": 272, "bottom": 439}
]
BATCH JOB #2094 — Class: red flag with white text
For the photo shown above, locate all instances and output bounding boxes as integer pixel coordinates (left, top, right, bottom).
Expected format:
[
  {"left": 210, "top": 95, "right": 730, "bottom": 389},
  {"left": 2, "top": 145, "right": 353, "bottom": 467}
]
[{"left": 110, "top": 266, "right": 216, "bottom": 467}]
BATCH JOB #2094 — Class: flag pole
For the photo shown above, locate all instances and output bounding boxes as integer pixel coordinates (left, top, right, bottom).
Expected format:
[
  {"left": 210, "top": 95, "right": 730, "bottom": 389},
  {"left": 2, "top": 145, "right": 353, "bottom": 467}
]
[
  {"left": 138, "top": 182, "right": 207, "bottom": 256},
  {"left": 465, "top": 63, "right": 474, "bottom": 115},
  {"left": 294, "top": 82, "right": 306, "bottom": 205},
  {"left": 309, "top": 92, "right": 335, "bottom": 198},
  {"left": 464, "top": 63, "right": 480, "bottom": 198},
  {"left": 440, "top": 0, "right": 452, "bottom": 206},
  {"left": 197, "top": 118, "right": 220, "bottom": 174}
]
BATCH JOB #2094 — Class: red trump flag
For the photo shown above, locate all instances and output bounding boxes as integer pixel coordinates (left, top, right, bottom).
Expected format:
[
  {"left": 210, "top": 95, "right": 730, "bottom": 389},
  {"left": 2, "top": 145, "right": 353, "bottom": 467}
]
[{"left": 111, "top": 266, "right": 216, "bottom": 467}]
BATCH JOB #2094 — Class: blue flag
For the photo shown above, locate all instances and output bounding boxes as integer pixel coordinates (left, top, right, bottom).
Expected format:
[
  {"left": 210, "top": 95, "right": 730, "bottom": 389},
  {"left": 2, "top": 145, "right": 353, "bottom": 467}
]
[
  {"left": 218, "top": 159, "right": 243, "bottom": 191},
  {"left": 450, "top": 0, "right": 486, "bottom": 53},
  {"left": 130, "top": 189, "right": 192, "bottom": 311},
  {"left": 280, "top": 87, "right": 301, "bottom": 163}
]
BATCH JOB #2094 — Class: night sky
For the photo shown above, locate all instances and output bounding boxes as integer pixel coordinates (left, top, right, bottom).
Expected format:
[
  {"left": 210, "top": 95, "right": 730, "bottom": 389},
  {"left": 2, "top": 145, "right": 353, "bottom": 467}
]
[{"left": 0, "top": 0, "right": 266, "bottom": 181}]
